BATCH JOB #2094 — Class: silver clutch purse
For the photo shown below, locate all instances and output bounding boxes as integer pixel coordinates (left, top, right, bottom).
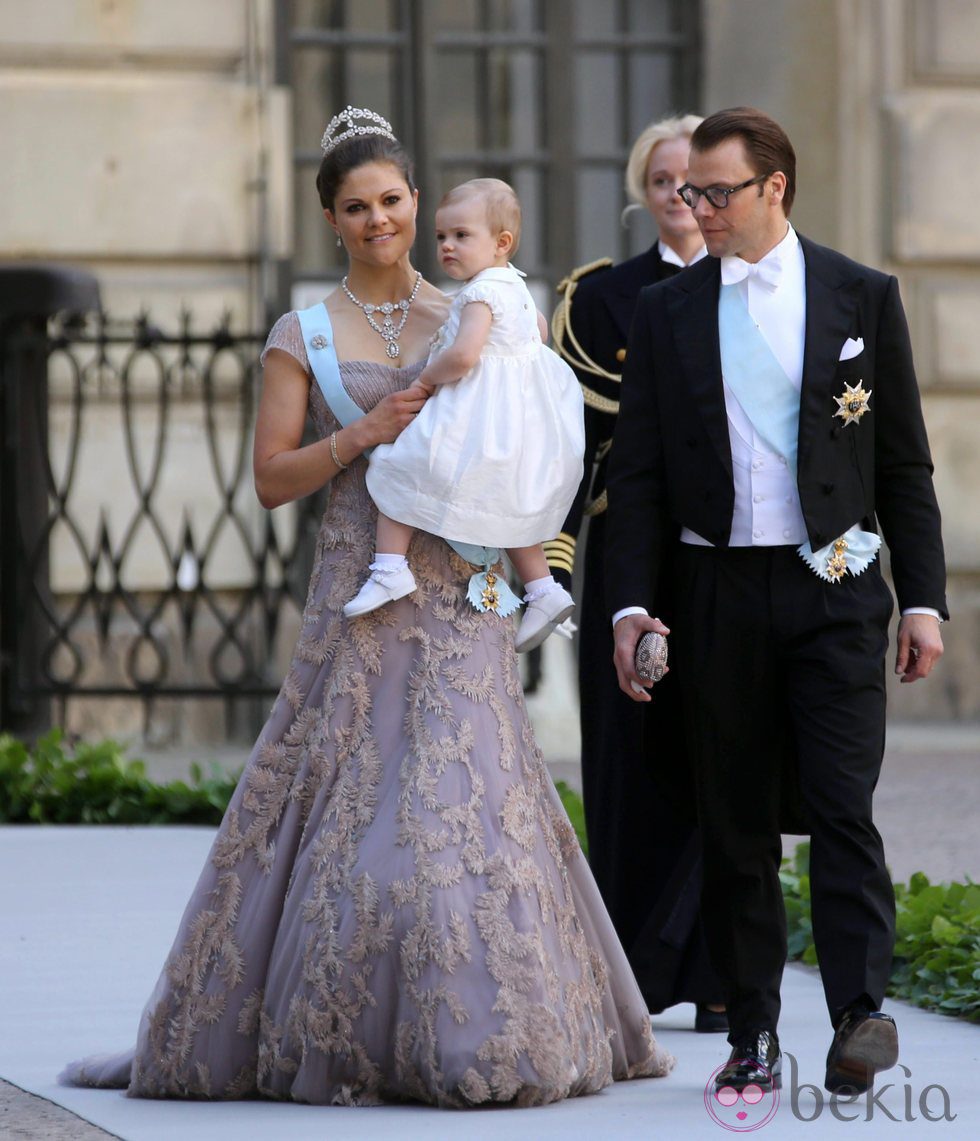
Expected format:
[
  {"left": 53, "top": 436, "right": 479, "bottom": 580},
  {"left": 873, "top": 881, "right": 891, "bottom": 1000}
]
[{"left": 634, "top": 631, "right": 668, "bottom": 684}]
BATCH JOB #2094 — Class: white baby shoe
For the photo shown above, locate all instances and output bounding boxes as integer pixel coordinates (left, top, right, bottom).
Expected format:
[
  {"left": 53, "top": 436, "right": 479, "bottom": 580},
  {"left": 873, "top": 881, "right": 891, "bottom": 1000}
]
[
  {"left": 514, "top": 585, "right": 575, "bottom": 653},
  {"left": 344, "top": 564, "right": 417, "bottom": 618}
]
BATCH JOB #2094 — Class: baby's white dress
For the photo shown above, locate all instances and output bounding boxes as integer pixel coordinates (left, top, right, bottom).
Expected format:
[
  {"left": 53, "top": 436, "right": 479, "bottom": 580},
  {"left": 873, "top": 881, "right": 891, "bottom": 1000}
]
[{"left": 366, "top": 265, "right": 584, "bottom": 548}]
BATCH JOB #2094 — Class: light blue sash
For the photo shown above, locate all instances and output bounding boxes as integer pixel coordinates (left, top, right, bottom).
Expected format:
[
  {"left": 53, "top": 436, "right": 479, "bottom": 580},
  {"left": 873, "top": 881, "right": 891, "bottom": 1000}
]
[
  {"left": 296, "top": 301, "right": 367, "bottom": 432},
  {"left": 296, "top": 303, "right": 520, "bottom": 611},
  {"left": 718, "top": 285, "right": 880, "bottom": 581},
  {"left": 718, "top": 283, "right": 801, "bottom": 472}
]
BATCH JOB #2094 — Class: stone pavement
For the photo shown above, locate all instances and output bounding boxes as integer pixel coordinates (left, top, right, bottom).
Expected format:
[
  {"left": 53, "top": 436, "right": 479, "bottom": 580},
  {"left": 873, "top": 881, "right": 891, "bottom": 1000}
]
[
  {"left": 0, "top": 1079, "right": 116, "bottom": 1140},
  {"left": 2, "top": 823, "right": 978, "bottom": 1141}
]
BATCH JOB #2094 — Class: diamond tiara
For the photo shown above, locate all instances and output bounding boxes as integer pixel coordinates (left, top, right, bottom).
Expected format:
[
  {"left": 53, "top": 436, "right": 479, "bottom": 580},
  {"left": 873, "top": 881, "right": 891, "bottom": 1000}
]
[{"left": 320, "top": 106, "right": 397, "bottom": 155}]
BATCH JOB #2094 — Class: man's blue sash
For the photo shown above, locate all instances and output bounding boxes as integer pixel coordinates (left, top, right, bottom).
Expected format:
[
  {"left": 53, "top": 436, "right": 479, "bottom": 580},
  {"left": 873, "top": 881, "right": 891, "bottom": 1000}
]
[
  {"left": 718, "top": 285, "right": 880, "bottom": 581},
  {"left": 718, "top": 283, "right": 801, "bottom": 471}
]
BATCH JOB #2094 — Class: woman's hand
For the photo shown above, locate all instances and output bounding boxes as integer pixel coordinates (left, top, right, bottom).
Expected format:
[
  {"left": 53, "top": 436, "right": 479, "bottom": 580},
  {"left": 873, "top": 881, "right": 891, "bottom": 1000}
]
[
  {"left": 357, "top": 383, "right": 431, "bottom": 446},
  {"left": 254, "top": 349, "right": 432, "bottom": 509}
]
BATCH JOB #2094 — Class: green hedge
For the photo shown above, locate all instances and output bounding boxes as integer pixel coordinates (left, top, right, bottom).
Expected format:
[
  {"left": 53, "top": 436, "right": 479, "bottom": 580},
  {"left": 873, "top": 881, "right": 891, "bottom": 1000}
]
[
  {"left": 0, "top": 731, "right": 591, "bottom": 841},
  {"left": 0, "top": 730, "right": 238, "bottom": 825},
  {"left": 780, "top": 841, "right": 980, "bottom": 1023},
  {"left": 3, "top": 732, "right": 977, "bottom": 1023}
]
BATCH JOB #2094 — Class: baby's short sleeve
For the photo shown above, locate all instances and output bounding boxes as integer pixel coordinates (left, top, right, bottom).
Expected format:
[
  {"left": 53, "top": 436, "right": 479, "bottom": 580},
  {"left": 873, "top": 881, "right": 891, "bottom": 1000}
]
[{"left": 457, "top": 281, "right": 505, "bottom": 321}]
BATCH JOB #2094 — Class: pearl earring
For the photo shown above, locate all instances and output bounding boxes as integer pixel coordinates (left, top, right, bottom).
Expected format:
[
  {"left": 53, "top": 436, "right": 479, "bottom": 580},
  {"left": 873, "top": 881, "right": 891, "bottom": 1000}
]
[{"left": 336, "top": 234, "right": 342, "bottom": 248}]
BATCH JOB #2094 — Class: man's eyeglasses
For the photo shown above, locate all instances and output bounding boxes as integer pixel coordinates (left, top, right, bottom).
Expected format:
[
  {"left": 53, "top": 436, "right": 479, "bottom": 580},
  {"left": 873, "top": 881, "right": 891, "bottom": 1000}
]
[{"left": 676, "top": 174, "right": 770, "bottom": 209}]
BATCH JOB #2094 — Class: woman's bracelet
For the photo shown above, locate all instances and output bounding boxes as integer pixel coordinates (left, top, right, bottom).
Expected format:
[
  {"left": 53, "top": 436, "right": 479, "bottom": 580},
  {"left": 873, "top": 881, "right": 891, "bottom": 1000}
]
[{"left": 329, "top": 431, "right": 348, "bottom": 470}]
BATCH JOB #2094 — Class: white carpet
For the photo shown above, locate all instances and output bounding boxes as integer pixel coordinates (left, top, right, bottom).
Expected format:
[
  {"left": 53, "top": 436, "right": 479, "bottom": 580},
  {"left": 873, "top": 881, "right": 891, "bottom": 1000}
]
[{"left": 1, "top": 826, "right": 977, "bottom": 1139}]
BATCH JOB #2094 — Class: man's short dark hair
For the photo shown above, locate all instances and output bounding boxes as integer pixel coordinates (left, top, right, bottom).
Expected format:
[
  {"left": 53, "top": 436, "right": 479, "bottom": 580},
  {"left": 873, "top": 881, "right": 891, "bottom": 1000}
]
[{"left": 690, "top": 107, "right": 796, "bottom": 216}]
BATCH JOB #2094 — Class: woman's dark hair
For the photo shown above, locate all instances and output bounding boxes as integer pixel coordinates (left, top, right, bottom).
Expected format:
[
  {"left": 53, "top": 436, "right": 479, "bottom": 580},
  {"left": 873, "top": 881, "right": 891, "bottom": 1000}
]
[
  {"left": 690, "top": 106, "right": 797, "bottom": 216},
  {"left": 315, "top": 134, "right": 416, "bottom": 210}
]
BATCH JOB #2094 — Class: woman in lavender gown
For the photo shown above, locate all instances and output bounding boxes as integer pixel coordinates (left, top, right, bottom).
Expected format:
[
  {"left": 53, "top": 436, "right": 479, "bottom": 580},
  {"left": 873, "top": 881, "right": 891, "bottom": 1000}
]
[{"left": 61, "top": 107, "right": 672, "bottom": 1108}]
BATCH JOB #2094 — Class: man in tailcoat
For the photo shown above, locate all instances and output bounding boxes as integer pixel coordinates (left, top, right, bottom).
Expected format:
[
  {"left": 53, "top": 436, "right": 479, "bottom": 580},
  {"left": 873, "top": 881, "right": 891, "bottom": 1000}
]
[{"left": 605, "top": 107, "right": 946, "bottom": 1096}]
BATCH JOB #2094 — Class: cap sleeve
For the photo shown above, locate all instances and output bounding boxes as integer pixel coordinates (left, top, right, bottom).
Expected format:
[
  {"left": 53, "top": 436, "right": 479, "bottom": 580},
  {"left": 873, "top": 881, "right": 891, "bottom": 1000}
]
[
  {"left": 457, "top": 281, "right": 504, "bottom": 321},
  {"left": 260, "top": 311, "right": 310, "bottom": 372}
]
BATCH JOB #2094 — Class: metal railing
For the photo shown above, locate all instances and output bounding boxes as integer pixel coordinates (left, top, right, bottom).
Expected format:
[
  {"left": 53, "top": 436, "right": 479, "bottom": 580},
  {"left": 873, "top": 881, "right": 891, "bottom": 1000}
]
[{"left": 1, "top": 267, "right": 318, "bottom": 737}]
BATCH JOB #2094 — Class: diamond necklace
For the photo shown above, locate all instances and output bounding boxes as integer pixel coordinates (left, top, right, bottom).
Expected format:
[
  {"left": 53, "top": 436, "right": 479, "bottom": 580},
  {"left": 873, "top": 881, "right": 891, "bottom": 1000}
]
[{"left": 341, "top": 271, "right": 423, "bottom": 360}]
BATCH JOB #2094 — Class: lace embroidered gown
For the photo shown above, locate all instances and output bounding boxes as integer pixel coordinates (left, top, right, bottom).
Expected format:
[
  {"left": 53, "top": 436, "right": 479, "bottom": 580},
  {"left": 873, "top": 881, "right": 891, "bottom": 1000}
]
[{"left": 61, "top": 313, "right": 673, "bottom": 1108}]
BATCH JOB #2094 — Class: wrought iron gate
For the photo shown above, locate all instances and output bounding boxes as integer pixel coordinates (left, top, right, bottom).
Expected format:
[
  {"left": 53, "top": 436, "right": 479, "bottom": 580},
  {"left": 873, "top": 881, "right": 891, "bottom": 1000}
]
[{"left": 1, "top": 267, "right": 318, "bottom": 738}]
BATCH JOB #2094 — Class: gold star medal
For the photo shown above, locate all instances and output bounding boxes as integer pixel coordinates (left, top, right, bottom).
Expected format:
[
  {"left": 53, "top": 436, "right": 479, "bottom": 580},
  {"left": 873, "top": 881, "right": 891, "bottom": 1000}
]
[
  {"left": 826, "top": 536, "right": 849, "bottom": 582},
  {"left": 834, "top": 382, "right": 872, "bottom": 426},
  {"left": 480, "top": 569, "right": 500, "bottom": 612}
]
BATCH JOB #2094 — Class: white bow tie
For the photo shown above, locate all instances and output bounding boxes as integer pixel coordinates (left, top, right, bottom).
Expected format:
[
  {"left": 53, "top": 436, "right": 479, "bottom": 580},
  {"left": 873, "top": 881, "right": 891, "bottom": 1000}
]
[{"left": 720, "top": 256, "right": 782, "bottom": 290}]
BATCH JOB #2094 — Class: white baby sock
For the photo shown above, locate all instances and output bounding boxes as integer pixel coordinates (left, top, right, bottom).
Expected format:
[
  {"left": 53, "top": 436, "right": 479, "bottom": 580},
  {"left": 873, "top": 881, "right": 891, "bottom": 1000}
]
[
  {"left": 371, "top": 553, "right": 409, "bottom": 571},
  {"left": 523, "top": 575, "right": 559, "bottom": 602}
]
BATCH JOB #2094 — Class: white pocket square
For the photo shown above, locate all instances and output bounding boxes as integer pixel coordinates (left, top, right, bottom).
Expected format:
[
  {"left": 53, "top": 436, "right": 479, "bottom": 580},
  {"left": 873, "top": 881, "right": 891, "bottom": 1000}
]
[{"left": 838, "top": 336, "right": 864, "bottom": 361}]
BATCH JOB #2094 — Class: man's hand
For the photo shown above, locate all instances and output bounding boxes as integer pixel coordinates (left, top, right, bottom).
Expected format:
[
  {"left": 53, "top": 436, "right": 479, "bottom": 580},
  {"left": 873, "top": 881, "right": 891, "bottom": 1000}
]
[
  {"left": 613, "top": 613, "right": 671, "bottom": 702},
  {"left": 895, "top": 613, "right": 944, "bottom": 683}
]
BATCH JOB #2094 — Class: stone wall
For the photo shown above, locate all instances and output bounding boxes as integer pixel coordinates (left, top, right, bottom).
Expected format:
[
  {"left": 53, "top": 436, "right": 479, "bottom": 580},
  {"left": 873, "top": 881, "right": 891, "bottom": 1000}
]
[{"left": 0, "top": 0, "right": 290, "bottom": 325}]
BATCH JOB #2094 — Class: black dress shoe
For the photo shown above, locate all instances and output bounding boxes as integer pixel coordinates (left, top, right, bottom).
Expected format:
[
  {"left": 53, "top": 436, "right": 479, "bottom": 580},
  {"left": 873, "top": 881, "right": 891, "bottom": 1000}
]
[
  {"left": 695, "top": 1004, "right": 729, "bottom": 1033},
  {"left": 825, "top": 1008, "right": 898, "bottom": 1094},
  {"left": 715, "top": 1030, "right": 781, "bottom": 1091}
]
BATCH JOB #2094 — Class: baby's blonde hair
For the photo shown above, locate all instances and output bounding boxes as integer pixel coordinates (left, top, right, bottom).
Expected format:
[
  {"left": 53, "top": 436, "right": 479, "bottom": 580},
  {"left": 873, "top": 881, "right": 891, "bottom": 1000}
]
[{"left": 439, "top": 178, "right": 522, "bottom": 252}]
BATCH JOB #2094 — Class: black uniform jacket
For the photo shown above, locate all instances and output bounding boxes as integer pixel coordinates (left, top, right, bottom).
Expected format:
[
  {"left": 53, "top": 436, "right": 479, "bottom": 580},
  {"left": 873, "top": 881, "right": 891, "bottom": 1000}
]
[
  {"left": 550, "top": 244, "right": 677, "bottom": 578},
  {"left": 605, "top": 235, "right": 948, "bottom": 620}
]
